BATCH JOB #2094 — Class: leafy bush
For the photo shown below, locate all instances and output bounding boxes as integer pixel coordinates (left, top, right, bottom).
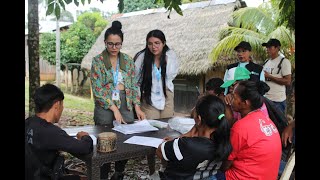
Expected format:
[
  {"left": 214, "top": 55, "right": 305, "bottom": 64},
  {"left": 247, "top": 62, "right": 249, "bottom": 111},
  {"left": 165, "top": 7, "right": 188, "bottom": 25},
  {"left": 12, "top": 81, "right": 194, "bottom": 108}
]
[
  {"left": 77, "top": 12, "right": 108, "bottom": 37},
  {"left": 40, "top": 22, "right": 96, "bottom": 67}
]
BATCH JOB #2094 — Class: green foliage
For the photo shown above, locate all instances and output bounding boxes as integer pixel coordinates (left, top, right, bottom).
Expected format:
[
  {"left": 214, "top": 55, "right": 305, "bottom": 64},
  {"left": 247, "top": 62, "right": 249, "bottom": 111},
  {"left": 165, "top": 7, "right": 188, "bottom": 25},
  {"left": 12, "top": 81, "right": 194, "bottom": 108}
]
[
  {"left": 123, "top": 0, "right": 164, "bottom": 13},
  {"left": 40, "top": 22, "right": 96, "bottom": 66},
  {"left": 118, "top": 0, "right": 124, "bottom": 13},
  {"left": 232, "top": 7, "right": 276, "bottom": 35},
  {"left": 47, "top": 0, "right": 186, "bottom": 19},
  {"left": 276, "top": 0, "right": 295, "bottom": 31},
  {"left": 210, "top": 2, "right": 295, "bottom": 64},
  {"left": 40, "top": 33, "right": 56, "bottom": 65},
  {"left": 77, "top": 12, "right": 108, "bottom": 37},
  {"left": 62, "top": 23, "right": 96, "bottom": 64}
]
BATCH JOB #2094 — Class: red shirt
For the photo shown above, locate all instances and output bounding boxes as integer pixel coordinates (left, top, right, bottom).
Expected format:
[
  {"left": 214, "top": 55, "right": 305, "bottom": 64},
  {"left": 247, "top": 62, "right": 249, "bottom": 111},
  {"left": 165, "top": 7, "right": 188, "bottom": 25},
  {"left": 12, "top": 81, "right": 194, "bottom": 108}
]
[{"left": 226, "top": 110, "right": 282, "bottom": 180}]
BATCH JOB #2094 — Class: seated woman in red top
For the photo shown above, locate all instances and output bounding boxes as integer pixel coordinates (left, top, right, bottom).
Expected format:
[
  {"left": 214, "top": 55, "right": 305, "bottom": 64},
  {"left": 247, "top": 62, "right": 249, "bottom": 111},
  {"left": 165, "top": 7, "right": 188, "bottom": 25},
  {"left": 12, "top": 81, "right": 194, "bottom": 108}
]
[{"left": 222, "top": 80, "right": 282, "bottom": 180}]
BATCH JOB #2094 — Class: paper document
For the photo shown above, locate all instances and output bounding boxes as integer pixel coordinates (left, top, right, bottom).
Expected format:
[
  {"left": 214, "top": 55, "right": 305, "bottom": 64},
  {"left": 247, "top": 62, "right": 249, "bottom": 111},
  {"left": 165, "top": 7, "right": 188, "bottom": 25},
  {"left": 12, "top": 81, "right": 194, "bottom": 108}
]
[
  {"left": 124, "top": 136, "right": 163, "bottom": 148},
  {"left": 147, "top": 120, "right": 168, "bottom": 128},
  {"left": 68, "top": 133, "right": 97, "bottom": 145},
  {"left": 112, "top": 120, "right": 159, "bottom": 135},
  {"left": 89, "top": 135, "right": 97, "bottom": 145}
]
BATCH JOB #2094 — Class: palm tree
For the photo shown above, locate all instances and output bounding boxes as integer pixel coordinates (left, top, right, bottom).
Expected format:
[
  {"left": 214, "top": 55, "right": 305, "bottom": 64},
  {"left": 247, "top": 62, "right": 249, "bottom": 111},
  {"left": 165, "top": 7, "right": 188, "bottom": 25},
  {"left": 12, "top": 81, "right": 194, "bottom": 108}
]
[
  {"left": 274, "top": 0, "right": 295, "bottom": 32},
  {"left": 209, "top": 2, "right": 295, "bottom": 65}
]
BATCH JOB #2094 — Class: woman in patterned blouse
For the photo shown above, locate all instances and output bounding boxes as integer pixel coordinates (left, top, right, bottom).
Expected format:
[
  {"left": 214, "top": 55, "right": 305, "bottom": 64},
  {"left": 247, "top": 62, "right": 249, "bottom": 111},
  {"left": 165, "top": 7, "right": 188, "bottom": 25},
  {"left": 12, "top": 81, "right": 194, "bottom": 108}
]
[
  {"left": 90, "top": 20, "right": 145, "bottom": 125},
  {"left": 90, "top": 20, "right": 146, "bottom": 180}
]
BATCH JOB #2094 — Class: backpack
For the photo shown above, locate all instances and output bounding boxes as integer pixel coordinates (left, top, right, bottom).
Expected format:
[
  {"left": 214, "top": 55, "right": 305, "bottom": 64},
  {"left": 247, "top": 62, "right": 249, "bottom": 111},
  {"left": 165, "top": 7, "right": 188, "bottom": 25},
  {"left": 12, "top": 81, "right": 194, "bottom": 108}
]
[
  {"left": 263, "top": 97, "right": 288, "bottom": 134},
  {"left": 263, "top": 57, "right": 291, "bottom": 96},
  {"left": 263, "top": 57, "right": 285, "bottom": 74}
]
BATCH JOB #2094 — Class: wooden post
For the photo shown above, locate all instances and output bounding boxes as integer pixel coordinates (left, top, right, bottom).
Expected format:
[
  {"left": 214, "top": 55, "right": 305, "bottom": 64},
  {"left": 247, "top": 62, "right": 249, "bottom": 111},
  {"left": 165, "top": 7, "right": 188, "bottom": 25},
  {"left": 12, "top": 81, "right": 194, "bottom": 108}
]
[
  {"left": 70, "top": 67, "right": 74, "bottom": 93},
  {"left": 65, "top": 64, "right": 68, "bottom": 92},
  {"left": 89, "top": 78, "right": 93, "bottom": 100}
]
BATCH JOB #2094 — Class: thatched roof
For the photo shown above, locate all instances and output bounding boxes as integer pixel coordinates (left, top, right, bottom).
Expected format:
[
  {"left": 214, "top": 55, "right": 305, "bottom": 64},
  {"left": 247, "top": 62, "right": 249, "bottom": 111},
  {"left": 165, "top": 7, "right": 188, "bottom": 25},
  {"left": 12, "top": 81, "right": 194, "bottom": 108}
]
[{"left": 81, "top": 0, "right": 242, "bottom": 75}]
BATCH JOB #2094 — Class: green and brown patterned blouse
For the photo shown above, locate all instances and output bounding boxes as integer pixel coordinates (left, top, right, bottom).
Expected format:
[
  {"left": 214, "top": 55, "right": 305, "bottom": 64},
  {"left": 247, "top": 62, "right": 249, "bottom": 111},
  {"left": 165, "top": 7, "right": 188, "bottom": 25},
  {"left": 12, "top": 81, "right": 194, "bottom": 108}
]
[{"left": 90, "top": 50, "right": 141, "bottom": 111}]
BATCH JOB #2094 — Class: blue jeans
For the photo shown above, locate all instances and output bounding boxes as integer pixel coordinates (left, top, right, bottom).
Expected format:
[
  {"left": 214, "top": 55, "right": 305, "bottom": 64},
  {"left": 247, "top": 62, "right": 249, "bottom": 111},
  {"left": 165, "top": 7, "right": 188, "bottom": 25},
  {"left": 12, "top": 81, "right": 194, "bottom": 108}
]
[
  {"left": 207, "top": 171, "right": 226, "bottom": 180},
  {"left": 272, "top": 100, "right": 286, "bottom": 114},
  {"left": 278, "top": 160, "right": 287, "bottom": 176}
]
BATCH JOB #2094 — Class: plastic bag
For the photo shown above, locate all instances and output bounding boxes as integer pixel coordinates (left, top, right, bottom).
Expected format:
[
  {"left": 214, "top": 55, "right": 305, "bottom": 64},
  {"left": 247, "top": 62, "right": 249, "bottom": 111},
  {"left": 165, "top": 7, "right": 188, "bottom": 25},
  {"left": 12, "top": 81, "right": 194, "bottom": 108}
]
[{"left": 168, "top": 117, "right": 195, "bottom": 134}]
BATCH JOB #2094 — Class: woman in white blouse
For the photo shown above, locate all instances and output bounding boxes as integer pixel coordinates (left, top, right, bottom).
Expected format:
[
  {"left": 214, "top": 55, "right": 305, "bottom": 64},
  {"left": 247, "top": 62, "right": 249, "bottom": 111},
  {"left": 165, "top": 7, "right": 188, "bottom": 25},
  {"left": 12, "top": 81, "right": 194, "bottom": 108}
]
[{"left": 134, "top": 29, "right": 179, "bottom": 119}]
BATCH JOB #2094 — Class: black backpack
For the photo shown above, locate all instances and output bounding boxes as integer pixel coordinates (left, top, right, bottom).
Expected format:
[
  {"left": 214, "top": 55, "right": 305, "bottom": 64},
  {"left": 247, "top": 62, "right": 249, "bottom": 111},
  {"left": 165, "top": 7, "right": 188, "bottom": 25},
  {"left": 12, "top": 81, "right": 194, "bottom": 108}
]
[
  {"left": 263, "top": 57, "right": 291, "bottom": 96},
  {"left": 263, "top": 57, "right": 285, "bottom": 74},
  {"left": 263, "top": 97, "right": 288, "bottom": 134}
]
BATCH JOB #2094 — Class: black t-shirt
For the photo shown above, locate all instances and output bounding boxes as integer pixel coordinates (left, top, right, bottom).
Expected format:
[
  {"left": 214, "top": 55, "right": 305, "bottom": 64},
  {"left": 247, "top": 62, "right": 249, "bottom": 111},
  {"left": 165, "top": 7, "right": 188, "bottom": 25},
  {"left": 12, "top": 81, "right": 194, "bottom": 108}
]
[
  {"left": 161, "top": 137, "right": 221, "bottom": 180},
  {"left": 25, "top": 116, "right": 93, "bottom": 180}
]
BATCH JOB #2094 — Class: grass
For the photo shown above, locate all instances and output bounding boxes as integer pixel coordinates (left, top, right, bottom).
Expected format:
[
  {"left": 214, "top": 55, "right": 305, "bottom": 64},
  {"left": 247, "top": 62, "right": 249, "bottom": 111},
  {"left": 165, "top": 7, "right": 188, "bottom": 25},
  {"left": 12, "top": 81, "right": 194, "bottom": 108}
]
[{"left": 25, "top": 80, "right": 94, "bottom": 125}]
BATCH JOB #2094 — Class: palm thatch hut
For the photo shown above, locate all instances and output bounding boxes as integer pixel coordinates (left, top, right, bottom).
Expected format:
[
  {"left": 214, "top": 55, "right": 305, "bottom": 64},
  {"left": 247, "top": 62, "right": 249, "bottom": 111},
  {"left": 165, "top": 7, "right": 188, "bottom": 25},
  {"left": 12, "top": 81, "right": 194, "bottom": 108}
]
[{"left": 81, "top": 0, "right": 246, "bottom": 113}]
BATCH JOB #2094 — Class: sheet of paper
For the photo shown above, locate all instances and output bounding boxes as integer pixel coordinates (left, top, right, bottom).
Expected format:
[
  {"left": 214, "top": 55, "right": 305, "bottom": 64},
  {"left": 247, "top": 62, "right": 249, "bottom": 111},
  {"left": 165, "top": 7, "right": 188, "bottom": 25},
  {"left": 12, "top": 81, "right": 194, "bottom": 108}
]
[
  {"left": 68, "top": 132, "right": 77, "bottom": 137},
  {"left": 68, "top": 133, "right": 97, "bottom": 145},
  {"left": 89, "top": 135, "right": 97, "bottom": 146},
  {"left": 124, "top": 136, "right": 163, "bottom": 148},
  {"left": 147, "top": 120, "right": 168, "bottom": 128},
  {"left": 112, "top": 120, "right": 159, "bottom": 135}
]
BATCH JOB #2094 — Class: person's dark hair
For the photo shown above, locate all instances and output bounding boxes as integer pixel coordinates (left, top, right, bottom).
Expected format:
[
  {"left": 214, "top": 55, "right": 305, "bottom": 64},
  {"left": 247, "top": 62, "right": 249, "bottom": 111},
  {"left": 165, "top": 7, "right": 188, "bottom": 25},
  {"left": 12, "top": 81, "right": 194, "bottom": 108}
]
[
  {"left": 104, "top": 20, "right": 123, "bottom": 42},
  {"left": 34, "top": 84, "right": 64, "bottom": 113},
  {"left": 134, "top": 29, "right": 169, "bottom": 105},
  {"left": 205, "top": 78, "right": 224, "bottom": 95},
  {"left": 235, "top": 81, "right": 263, "bottom": 110},
  {"left": 195, "top": 95, "right": 232, "bottom": 161}
]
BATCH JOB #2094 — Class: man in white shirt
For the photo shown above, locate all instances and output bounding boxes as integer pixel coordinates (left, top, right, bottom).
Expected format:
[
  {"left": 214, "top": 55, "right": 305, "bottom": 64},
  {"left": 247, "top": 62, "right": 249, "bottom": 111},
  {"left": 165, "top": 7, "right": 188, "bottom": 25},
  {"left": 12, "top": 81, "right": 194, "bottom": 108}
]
[{"left": 262, "top": 38, "right": 292, "bottom": 113}]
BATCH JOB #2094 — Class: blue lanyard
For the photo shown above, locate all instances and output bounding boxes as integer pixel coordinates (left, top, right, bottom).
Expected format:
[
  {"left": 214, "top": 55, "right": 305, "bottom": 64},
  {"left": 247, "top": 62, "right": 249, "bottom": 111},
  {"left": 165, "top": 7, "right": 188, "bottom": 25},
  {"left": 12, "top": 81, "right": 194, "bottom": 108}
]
[
  {"left": 153, "top": 63, "right": 162, "bottom": 81},
  {"left": 111, "top": 58, "right": 120, "bottom": 87}
]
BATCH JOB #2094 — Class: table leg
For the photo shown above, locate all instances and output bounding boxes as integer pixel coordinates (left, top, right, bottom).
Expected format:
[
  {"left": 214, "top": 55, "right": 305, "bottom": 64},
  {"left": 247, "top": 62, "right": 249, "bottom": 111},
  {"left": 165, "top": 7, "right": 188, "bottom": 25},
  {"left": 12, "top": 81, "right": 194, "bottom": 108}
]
[
  {"left": 147, "top": 153, "right": 156, "bottom": 175},
  {"left": 87, "top": 160, "right": 100, "bottom": 180}
]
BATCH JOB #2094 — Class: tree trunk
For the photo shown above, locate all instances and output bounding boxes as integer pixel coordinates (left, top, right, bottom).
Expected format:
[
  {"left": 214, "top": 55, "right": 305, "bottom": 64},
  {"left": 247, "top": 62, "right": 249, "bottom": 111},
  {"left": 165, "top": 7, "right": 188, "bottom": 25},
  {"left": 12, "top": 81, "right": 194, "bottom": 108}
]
[{"left": 28, "top": 0, "right": 40, "bottom": 116}]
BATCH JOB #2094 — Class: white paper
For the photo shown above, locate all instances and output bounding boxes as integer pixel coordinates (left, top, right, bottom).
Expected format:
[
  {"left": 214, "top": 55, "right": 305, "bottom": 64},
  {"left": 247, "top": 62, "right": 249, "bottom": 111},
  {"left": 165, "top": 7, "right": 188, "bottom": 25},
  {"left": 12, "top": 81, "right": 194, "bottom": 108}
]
[
  {"left": 68, "top": 132, "right": 77, "bottom": 137},
  {"left": 112, "top": 120, "right": 159, "bottom": 135},
  {"left": 147, "top": 120, "right": 168, "bottom": 128},
  {"left": 68, "top": 133, "right": 97, "bottom": 145},
  {"left": 124, "top": 136, "right": 163, "bottom": 148},
  {"left": 89, "top": 135, "right": 97, "bottom": 145}
]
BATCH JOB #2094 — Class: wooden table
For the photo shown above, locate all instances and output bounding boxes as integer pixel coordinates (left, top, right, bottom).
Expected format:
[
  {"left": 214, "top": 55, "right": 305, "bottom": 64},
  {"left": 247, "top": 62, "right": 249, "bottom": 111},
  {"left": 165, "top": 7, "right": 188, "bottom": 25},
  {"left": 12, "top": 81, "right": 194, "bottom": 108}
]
[{"left": 63, "top": 120, "right": 180, "bottom": 180}]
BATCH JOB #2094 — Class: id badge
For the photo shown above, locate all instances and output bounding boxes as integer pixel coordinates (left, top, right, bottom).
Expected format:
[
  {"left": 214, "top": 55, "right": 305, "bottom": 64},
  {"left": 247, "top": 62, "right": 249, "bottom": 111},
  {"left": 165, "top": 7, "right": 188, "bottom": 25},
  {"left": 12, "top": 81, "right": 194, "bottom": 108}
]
[{"left": 112, "top": 90, "right": 120, "bottom": 100}]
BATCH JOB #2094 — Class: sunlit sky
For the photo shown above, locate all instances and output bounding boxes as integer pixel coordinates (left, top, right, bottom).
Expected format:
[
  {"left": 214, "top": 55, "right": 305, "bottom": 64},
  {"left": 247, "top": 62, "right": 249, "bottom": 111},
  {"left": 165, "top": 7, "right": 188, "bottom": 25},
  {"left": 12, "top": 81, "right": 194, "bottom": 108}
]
[
  {"left": 244, "top": 0, "right": 264, "bottom": 7},
  {"left": 25, "top": 0, "right": 264, "bottom": 22}
]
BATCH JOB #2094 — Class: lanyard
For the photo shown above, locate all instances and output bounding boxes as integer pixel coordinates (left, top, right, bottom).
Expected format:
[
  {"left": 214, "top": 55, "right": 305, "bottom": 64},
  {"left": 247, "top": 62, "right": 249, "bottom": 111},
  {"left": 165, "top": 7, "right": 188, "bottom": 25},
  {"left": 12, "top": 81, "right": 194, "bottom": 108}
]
[
  {"left": 111, "top": 58, "right": 120, "bottom": 87},
  {"left": 153, "top": 63, "right": 162, "bottom": 81}
]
